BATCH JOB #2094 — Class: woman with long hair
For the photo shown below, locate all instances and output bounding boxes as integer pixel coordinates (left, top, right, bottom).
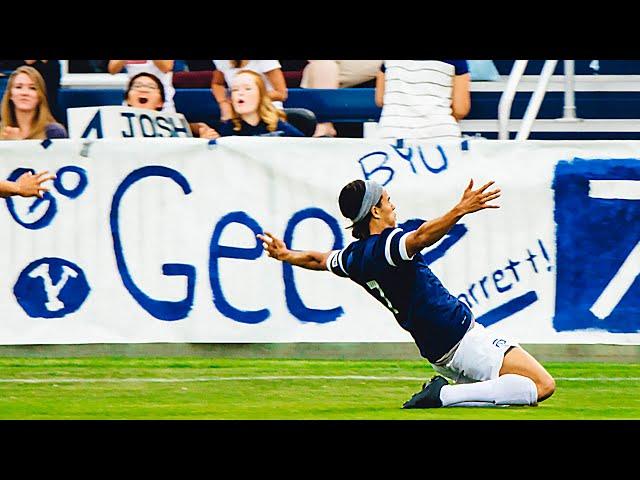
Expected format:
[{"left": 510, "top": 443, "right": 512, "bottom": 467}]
[
  {"left": 0, "top": 66, "right": 67, "bottom": 140},
  {"left": 216, "top": 70, "right": 302, "bottom": 137},
  {"left": 211, "top": 60, "right": 287, "bottom": 122}
]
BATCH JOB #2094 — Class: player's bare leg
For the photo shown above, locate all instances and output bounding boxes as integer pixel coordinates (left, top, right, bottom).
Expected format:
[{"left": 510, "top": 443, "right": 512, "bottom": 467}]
[{"left": 499, "top": 346, "right": 556, "bottom": 402}]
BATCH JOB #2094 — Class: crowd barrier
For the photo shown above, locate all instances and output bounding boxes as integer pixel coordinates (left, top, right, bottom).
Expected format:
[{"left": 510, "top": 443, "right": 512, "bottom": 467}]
[{"left": 1, "top": 137, "right": 638, "bottom": 344}]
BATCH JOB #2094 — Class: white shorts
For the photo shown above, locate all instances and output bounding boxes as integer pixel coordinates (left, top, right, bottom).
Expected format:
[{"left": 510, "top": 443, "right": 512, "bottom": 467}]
[{"left": 432, "top": 323, "right": 519, "bottom": 384}]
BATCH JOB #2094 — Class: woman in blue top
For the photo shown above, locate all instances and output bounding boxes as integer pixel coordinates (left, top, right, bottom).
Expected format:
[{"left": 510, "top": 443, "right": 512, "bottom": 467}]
[{"left": 216, "top": 70, "right": 304, "bottom": 138}]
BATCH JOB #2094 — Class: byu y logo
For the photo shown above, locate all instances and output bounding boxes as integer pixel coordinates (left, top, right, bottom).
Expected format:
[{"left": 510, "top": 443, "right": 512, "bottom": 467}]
[
  {"left": 13, "top": 258, "right": 90, "bottom": 318},
  {"left": 553, "top": 158, "right": 640, "bottom": 332}
]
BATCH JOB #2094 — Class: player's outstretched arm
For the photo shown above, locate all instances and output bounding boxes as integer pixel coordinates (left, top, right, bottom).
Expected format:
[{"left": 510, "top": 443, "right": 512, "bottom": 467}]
[
  {"left": 405, "top": 178, "right": 501, "bottom": 258},
  {"left": 257, "top": 232, "right": 331, "bottom": 271},
  {"left": 0, "top": 170, "right": 55, "bottom": 199}
]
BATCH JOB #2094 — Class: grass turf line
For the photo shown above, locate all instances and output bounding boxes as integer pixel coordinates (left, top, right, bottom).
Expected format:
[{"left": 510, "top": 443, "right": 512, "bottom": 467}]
[{"left": 0, "top": 358, "right": 638, "bottom": 419}]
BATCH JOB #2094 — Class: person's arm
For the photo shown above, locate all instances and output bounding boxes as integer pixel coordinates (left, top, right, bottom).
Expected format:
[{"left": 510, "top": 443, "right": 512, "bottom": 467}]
[
  {"left": 0, "top": 170, "right": 55, "bottom": 198},
  {"left": 189, "top": 122, "right": 220, "bottom": 139},
  {"left": 404, "top": 179, "right": 501, "bottom": 258},
  {"left": 0, "top": 180, "right": 19, "bottom": 197},
  {"left": 211, "top": 70, "right": 233, "bottom": 121},
  {"left": 264, "top": 68, "right": 288, "bottom": 102},
  {"left": 375, "top": 70, "right": 385, "bottom": 107},
  {"left": 108, "top": 60, "right": 127, "bottom": 74},
  {"left": 152, "top": 60, "right": 174, "bottom": 73},
  {"left": 257, "top": 232, "right": 330, "bottom": 271},
  {"left": 451, "top": 73, "right": 471, "bottom": 121}
]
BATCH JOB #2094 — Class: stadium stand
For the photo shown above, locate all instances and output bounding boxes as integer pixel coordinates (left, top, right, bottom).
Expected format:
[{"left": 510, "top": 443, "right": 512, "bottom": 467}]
[{"left": 3, "top": 60, "right": 640, "bottom": 140}]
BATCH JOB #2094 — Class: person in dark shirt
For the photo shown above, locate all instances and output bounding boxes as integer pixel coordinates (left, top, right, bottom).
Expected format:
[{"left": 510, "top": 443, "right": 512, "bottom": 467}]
[
  {"left": 216, "top": 69, "right": 303, "bottom": 138},
  {"left": 257, "top": 179, "right": 556, "bottom": 408},
  {"left": 0, "top": 66, "right": 67, "bottom": 140}
]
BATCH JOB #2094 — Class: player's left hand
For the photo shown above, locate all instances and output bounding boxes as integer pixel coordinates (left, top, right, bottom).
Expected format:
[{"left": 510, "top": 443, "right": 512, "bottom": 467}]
[{"left": 457, "top": 178, "right": 501, "bottom": 214}]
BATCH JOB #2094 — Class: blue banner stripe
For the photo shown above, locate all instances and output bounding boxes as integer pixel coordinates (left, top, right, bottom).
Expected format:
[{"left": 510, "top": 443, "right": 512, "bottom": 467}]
[{"left": 476, "top": 291, "right": 539, "bottom": 327}]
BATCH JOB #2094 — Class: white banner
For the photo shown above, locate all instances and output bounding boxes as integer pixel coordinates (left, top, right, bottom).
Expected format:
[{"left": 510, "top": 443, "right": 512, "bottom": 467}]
[{"left": 1, "top": 137, "right": 639, "bottom": 344}]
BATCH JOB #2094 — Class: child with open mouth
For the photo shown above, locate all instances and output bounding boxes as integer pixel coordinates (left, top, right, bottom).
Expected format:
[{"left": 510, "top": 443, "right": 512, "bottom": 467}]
[
  {"left": 215, "top": 70, "right": 303, "bottom": 137},
  {"left": 125, "top": 72, "right": 219, "bottom": 139}
]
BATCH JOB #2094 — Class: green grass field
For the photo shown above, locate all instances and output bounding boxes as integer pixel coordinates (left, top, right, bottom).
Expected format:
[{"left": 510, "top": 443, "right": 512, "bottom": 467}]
[{"left": 0, "top": 358, "right": 638, "bottom": 419}]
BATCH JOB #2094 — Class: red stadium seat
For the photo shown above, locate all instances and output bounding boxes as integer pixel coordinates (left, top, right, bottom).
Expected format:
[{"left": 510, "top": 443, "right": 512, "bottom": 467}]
[{"left": 173, "top": 71, "right": 214, "bottom": 88}]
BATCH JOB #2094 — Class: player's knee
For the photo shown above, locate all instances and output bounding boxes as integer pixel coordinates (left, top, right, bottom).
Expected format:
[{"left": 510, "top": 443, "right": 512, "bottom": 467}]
[{"left": 537, "top": 374, "right": 556, "bottom": 402}]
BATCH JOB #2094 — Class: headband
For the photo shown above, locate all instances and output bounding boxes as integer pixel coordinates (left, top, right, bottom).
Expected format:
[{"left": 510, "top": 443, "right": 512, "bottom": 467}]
[{"left": 349, "top": 180, "right": 383, "bottom": 227}]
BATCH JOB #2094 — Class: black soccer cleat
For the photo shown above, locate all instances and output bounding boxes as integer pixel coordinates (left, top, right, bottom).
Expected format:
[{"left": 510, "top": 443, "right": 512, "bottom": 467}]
[{"left": 402, "top": 375, "right": 449, "bottom": 409}]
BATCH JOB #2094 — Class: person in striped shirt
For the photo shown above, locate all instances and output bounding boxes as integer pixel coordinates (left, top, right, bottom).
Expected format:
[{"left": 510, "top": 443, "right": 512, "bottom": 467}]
[{"left": 375, "top": 60, "right": 471, "bottom": 142}]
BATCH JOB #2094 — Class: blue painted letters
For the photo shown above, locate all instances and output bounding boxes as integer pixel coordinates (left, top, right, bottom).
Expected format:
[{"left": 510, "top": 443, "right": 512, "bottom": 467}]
[{"left": 110, "top": 166, "right": 195, "bottom": 321}]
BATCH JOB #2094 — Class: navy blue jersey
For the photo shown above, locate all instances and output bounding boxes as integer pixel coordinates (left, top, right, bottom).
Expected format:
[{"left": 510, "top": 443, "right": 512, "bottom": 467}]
[{"left": 326, "top": 219, "right": 472, "bottom": 362}]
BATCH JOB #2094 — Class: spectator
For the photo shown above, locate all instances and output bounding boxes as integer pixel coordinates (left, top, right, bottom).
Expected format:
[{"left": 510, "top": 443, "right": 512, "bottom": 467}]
[
  {"left": 375, "top": 60, "right": 471, "bottom": 142},
  {"left": 300, "top": 60, "right": 382, "bottom": 137},
  {"left": 108, "top": 60, "right": 176, "bottom": 113},
  {"left": 124, "top": 72, "right": 218, "bottom": 139},
  {"left": 0, "top": 60, "right": 61, "bottom": 118},
  {"left": 216, "top": 70, "right": 303, "bottom": 137},
  {"left": 0, "top": 66, "right": 67, "bottom": 140},
  {"left": 212, "top": 60, "right": 287, "bottom": 121}
]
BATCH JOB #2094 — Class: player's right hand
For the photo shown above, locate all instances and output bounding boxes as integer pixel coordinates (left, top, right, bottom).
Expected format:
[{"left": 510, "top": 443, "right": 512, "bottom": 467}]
[{"left": 257, "top": 232, "right": 288, "bottom": 261}]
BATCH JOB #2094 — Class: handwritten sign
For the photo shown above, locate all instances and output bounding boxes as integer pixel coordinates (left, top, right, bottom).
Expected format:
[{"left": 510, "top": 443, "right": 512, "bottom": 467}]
[
  {"left": 67, "top": 106, "right": 192, "bottom": 139},
  {"left": 0, "top": 137, "right": 638, "bottom": 345}
]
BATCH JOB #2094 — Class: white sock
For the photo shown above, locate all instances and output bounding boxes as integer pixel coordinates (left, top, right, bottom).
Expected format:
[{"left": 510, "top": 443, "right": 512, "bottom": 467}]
[{"left": 439, "top": 374, "right": 538, "bottom": 407}]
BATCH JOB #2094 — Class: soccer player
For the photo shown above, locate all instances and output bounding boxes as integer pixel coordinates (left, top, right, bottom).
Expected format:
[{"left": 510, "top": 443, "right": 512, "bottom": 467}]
[
  {"left": 0, "top": 170, "right": 55, "bottom": 199},
  {"left": 257, "top": 179, "right": 556, "bottom": 408}
]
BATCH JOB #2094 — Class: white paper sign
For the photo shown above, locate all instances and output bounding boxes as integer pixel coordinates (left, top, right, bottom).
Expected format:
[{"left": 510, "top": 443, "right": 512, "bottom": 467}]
[{"left": 67, "top": 106, "right": 192, "bottom": 139}]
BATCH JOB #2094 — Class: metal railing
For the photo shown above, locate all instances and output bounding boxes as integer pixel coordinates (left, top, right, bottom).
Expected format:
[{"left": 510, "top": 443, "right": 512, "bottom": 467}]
[
  {"left": 499, "top": 60, "right": 580, "bottom": 140},
  {"left": 516, "top": 60, "right": 558, "bottom": 140},
  {"left": 498, "top": 60, "right": 528, "bottom": 140}
]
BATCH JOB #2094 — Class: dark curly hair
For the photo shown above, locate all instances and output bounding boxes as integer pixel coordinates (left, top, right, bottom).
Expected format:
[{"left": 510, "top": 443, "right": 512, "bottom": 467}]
[{"left": 338, "top": 180, "right": 382, "bottom": 240}]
